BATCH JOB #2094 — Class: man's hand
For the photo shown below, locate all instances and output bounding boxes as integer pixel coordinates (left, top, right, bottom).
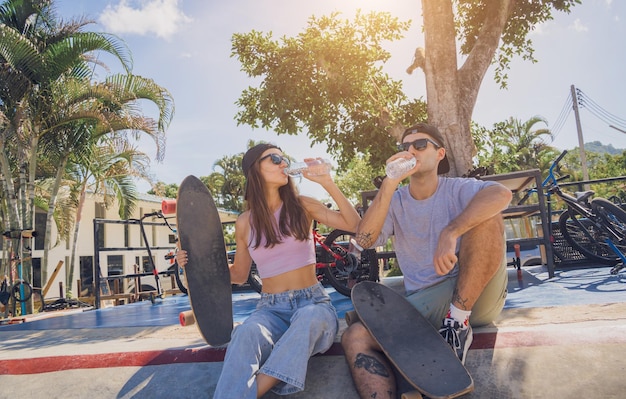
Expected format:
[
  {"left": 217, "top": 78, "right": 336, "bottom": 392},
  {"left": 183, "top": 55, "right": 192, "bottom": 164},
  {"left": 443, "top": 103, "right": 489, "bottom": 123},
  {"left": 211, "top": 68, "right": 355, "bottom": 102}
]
[{"left": 433, "top": 229, "right": 458, "bottom": 276}]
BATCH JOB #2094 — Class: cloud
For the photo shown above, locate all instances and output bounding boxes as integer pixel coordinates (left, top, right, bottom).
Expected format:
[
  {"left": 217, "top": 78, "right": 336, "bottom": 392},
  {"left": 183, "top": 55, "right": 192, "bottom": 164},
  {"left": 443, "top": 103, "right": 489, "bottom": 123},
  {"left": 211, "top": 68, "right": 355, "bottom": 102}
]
[
  {"left": 569, "top": 18, "right": 589, "bottom": 32},
  {"left": 98, "top": 0, "right": 192, "bottom": 39}
]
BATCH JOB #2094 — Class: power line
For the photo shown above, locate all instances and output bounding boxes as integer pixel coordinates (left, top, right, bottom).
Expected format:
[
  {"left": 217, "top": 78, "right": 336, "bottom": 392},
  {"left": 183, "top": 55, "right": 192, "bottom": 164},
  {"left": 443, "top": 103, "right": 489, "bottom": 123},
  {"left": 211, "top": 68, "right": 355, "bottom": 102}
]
[
  {"left": 576, "top": 88, "right": 626, "bottom": 132},
  {"left": 550, "top": 91, "right": 573, "bottom": 139}
]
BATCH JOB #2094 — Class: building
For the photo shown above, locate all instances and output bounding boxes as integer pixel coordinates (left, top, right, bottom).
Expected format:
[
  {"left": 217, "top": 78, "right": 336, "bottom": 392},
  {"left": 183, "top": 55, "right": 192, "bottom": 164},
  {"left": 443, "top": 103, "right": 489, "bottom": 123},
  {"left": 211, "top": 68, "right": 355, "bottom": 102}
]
[{"left": 23, "top": 191, "right": 238, "bottom": 300}]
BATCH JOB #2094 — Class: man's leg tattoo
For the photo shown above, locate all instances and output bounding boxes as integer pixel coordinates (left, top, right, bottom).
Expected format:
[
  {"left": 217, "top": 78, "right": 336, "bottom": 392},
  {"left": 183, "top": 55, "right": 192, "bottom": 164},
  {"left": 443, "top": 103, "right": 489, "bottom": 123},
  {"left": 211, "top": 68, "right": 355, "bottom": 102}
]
[
  {"left": 354, "top": 353, "right": 390, "bottom": 377},
  {"left": 452, "top": 287, "right": 469, "bottom": 310}
]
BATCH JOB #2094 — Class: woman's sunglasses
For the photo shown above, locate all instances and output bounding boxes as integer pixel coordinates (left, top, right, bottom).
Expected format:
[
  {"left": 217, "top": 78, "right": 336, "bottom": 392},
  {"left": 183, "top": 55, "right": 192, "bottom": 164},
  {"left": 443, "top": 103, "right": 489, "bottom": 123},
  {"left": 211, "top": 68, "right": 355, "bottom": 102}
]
[
  {"left": 398, "top": 138, "right": 441, "bottom": 152},
  {"left": 258, "top": 153, "right": 290, "bottom": 166}
]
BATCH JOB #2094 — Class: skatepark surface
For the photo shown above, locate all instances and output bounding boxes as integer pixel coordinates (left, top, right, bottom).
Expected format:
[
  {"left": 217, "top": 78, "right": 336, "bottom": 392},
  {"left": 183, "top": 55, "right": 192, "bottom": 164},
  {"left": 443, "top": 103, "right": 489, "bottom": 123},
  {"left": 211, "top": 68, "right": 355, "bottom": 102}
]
[{"left": 1, "top": 263, "right": 625, "bottom": 398}]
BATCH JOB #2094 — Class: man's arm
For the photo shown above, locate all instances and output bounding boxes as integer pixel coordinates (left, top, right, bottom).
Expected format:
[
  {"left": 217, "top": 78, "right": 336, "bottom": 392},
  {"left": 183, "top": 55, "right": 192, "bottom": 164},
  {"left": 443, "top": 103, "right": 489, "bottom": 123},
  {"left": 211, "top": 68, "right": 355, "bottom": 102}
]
[
  {"left": 445, "top": 184, "right": 512, "bottom": 238},
  {"left": 355, "top": 178, "right": 399, "bottom": 249},
  {"left": 434, "top": 184, "right": 512, "bottom": 275}
]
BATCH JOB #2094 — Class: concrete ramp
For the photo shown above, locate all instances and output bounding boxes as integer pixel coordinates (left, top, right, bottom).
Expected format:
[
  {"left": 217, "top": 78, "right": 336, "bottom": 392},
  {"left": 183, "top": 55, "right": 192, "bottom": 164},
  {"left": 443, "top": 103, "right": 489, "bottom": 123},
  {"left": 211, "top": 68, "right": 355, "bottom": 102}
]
[{"left": 2, "top": 267, "right": 626, "bottom": 398}]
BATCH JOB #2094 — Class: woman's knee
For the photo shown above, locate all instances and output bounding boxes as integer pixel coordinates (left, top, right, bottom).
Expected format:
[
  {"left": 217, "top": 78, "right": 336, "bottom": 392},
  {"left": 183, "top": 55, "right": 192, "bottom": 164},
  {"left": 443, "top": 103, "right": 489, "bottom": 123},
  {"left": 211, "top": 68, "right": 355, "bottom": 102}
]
[
  {"left": 294, "top": 304, "right": 336, "bottom": 330},
  {"left": 231, "top": 320, "right": 268, "bottom": 344}
]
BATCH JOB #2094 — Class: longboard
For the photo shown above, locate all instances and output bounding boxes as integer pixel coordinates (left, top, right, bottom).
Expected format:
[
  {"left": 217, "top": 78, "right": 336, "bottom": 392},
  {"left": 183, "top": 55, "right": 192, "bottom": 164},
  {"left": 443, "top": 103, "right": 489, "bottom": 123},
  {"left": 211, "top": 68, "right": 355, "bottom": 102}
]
[
  {"left": 176, "top": 175, "right": 232, "bottom": 346},
  {"left": 351, "top": 281, "right": 473, "bottom": 399}
]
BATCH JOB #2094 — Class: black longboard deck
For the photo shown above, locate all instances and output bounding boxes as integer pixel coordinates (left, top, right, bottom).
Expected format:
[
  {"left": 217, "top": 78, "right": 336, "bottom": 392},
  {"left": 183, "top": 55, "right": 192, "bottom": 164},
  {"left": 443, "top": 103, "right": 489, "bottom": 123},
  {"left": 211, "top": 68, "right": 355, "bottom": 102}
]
[
  {"left": 351, "top": 281, "right": 473, "bottom": 399},
  {"left": 177, "top": 175, "right": 232, "bottom": 346}
]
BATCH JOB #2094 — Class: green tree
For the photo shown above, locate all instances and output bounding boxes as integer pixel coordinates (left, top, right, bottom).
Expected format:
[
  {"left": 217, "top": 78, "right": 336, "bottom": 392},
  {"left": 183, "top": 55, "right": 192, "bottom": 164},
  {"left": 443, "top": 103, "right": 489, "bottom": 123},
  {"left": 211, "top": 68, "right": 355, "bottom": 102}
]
[
  {"left": 212, "top": 154, "right": 246, "bottom": 213},
  {"left": 149, "top": 182, "right": 179, "bottom": 198},
  {"left": 334, "top": 153, "right": 381, "bottom": 206},
  {"left": 232, "top": 11, "right": 421, "bottom": 170},
  {"left": 0, "top": 0, "right": 174, "bottom": 285},
  {"left": 64, "top": 140, "right": 153, "bottom": 294},
  {"left": 559, "top": 150, "right": 626, "bottom": 202},
  {"left": 232, "top": 2, "right": 580, "bottom": 175},
  {"left": 476, "top": 115, "right": 558, "bottom": 174}
]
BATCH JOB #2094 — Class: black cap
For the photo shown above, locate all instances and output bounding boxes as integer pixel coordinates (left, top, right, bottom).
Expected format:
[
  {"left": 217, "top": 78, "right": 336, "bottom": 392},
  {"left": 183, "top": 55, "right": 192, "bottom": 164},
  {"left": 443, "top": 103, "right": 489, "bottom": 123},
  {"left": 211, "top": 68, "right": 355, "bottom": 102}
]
[
  {"left": 242, "top": 143, "right": 279, "bottom": 177},
  {"left": 401, "top": 123, "right": 450, "bottom": 174}
]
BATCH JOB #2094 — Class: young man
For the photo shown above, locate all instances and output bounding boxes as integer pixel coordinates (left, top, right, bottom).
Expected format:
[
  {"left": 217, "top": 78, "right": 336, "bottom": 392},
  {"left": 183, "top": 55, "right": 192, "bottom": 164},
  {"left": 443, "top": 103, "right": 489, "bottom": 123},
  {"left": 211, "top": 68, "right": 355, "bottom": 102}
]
[{"left": 341, "top": 123, "right": 512, "bottom": 398}]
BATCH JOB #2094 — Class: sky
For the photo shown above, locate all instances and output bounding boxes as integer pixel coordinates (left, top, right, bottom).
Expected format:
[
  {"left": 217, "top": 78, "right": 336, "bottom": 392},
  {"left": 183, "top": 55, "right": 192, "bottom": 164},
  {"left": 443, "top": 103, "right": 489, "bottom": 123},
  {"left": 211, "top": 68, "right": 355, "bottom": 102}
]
[{"left": 54, "top": 0, "right": 626, "bottom": 198}]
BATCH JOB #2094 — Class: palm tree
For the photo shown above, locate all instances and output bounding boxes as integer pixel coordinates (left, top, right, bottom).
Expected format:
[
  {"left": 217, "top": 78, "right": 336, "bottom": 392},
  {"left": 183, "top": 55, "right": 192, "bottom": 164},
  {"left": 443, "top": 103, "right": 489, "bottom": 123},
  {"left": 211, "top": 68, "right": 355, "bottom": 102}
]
[
  {"left": 0, "top": 0, "right": 135, "bottom": 284},
  {"left": 64, "top": 139, "right": 153, "bottom": 294},
  {"left": 477, "top": 116, "right": 557, "bottom": 174},
  {"left": 212, "top": 154, "right": 246, "bottom": 212},
  {"left": 36, "top": 72, "right": 173, "bottom": 283},
  {"left": 1, "top": 1, "right": 176, "bottom": 287}
]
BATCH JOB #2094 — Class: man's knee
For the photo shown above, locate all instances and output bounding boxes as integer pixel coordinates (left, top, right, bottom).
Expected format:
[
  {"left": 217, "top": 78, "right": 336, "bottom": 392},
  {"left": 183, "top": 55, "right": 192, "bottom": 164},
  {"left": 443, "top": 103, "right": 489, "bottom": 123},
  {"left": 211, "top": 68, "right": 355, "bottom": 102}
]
[
  {"left": 341, "top": 322, "right": 375, "bottom": 352},
  {"left": 459, "top": 215, "right": 505, "bottom": 261}
]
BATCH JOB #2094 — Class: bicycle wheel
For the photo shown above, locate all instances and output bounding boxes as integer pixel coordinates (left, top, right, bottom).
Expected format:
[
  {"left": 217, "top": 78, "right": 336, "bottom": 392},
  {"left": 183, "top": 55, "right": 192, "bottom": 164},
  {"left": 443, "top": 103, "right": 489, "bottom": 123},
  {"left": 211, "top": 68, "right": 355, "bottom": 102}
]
[
  {"left": 558, "top": 205, "right": 620, "bottom": 265},
  {"left": 592, "top": 197, "right": 626, "bottom": 256},
  {"left": 173, "top": 262, "right": 188, "bottom": 295},
  {"left": 32, "top": 288, "right": 44, "bottom": 313},
  {"left": 323, "top": 230, "right": 379, "bottom": 297},
  {"left": 247, "top": 263, "right": 263, "bottom": 294},
  {"left": 11, "top": 280, "right": 33, "bottom": 302}
]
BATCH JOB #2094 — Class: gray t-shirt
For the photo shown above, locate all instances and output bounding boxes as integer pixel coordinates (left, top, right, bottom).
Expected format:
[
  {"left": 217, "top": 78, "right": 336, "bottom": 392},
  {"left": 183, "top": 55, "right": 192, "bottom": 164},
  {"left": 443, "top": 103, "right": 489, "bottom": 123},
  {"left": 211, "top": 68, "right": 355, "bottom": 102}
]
[{"left": 374, "top": 176, "right": 498, "bottom": 293}]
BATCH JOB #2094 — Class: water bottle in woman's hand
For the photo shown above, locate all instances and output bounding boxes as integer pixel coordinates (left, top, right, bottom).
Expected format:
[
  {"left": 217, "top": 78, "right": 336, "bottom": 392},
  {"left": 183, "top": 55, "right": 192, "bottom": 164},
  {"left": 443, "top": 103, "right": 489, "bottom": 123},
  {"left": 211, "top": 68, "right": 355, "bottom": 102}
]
[{"left": 285, "top": 159, "right": 332, "bottom": 177}]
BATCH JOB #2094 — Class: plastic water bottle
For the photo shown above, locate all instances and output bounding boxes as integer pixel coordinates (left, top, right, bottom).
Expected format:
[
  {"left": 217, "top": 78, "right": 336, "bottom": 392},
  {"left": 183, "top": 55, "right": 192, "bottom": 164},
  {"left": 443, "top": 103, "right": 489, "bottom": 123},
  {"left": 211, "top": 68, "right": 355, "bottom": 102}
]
[
  {"left": 385, "top": 157, "right": 417, "bottom": 179},
  {"left": 285, "top": 159, "right": 332, "bottom": 177}
]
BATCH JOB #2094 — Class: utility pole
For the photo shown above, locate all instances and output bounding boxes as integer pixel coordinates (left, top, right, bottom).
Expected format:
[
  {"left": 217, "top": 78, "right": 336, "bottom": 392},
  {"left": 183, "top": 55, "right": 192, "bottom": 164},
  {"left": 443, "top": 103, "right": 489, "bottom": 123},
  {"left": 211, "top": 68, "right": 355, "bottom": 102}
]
[{"left": 571, "top": 85, "right": 590, "bottom": 187}]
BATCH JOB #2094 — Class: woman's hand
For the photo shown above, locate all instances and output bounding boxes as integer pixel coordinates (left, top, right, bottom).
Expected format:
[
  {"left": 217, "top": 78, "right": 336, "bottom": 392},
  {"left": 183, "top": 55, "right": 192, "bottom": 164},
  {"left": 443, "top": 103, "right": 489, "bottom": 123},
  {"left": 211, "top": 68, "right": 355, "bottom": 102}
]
[{"left": 176, "top": 249, "right": 188, "bottom": 268}]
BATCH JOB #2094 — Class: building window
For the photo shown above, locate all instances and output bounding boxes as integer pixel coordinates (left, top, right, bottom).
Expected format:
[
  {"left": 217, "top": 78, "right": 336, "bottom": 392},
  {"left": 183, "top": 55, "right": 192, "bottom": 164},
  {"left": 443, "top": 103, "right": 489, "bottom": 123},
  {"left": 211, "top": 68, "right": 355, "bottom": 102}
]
[
  {"left": 80, "top": 256, "right": 94, "bottom": 296},
  {"left": 34, "top": 211, "right": 46, "bottom": 250},
  {"left": 107, "top": 255, "right": 124, "bottom": 276},
  {"left": 95, "top": 202, "right": 106, "bottom": 248}
]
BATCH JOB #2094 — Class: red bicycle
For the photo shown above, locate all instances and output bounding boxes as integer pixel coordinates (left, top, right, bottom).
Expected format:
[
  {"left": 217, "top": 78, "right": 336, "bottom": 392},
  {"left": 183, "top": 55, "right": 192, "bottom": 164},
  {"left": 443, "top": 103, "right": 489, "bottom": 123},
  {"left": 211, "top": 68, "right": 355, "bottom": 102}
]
[{"left": 242, "top": 228, "right": 379, "bottom": 297}]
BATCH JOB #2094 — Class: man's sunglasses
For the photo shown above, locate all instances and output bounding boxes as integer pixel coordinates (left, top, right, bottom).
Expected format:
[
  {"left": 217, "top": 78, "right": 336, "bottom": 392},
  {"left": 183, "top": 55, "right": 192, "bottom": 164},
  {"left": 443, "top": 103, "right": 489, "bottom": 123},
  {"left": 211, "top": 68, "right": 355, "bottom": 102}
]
[
  {"left": 258, "top": 153, "right": 290, "bottom": 166},
  {"left": 398, "top": 138, "right": 441, "bottom": 152}
]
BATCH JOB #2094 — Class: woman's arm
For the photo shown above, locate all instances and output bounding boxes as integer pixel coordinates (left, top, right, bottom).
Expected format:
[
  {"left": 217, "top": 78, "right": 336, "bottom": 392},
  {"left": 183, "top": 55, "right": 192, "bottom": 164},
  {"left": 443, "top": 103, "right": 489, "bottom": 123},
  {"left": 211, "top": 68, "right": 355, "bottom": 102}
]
[
  {"left": 300, "top": 175, "right": 361, "bottom": 233},
  {"left": 175, "top": 212, "right": 253, "bottom": 285},
  {"left": 228, "top": 212, "right": 254, "bottom": 285}
]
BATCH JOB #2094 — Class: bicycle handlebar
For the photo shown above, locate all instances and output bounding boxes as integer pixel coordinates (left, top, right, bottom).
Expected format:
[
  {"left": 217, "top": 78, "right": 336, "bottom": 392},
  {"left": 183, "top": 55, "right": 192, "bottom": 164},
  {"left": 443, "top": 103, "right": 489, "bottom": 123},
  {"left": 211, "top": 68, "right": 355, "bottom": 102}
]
[
  {"left": 143, "top": 211, "right": 162, "bottom": 218},
  {"left": 555, "top": 149, "right": 568, "bottom": 166}
]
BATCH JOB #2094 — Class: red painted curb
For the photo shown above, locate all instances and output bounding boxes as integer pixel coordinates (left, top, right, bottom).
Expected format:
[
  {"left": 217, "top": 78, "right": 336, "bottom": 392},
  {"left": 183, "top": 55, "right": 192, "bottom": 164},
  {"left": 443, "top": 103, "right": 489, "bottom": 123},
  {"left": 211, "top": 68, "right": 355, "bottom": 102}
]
[{"left": 2, "top": 326, "right": 624, "bottom": 375}]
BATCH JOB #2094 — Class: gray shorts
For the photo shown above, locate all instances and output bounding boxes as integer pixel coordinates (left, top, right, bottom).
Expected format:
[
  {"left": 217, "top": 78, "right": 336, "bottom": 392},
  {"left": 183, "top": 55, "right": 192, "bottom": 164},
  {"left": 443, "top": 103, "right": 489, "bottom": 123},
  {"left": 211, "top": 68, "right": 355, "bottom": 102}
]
[{"left": 405, "top": 259, "right": 508, "bottom": 328}]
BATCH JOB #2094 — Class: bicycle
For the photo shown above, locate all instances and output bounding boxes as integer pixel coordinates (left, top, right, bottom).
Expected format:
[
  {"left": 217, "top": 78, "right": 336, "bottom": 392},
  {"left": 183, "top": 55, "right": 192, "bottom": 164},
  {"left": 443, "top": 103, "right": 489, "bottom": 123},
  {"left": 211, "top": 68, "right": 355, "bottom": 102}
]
[
  {"left": 130, "top": 210, "right": 187, "bottom": 301},
  {"left": 519, "top": 150, "right": 626, "bottom": 273},
  {"left": 0, "top": 230, "right": 45, "bottom": 317}
]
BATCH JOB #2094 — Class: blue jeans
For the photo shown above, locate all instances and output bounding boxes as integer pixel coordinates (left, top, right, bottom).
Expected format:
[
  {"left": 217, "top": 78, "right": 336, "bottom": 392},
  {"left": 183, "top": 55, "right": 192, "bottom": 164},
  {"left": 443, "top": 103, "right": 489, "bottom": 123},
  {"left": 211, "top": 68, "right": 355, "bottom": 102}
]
[{"left": 213, "top": 282, "right": 338, "bottom": 398}]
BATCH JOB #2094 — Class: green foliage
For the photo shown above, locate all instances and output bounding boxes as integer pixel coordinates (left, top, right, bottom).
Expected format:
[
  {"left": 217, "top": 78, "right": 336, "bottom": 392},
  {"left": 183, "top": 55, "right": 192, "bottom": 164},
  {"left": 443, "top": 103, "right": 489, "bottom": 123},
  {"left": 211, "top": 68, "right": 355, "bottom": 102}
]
[
  {"left": 455, "top": 0, "right": 581, "bottom": 88},
  {"left": 333, "top": 153, "right": 382, "bottom": 206},
  {"left": 232, "top": 10, "right": 416, "bottom": 170},
  {"left": 584, "top": 141, "right": 623, "bottom": 156},
  {"left": 210, "top": 153, "right": 246, "bottom": 213},
  {"left": 559, "top": 149, "right": 626, "bottom": 202},
  {"left": 149, "top": 182, "right": 179, "bottom": 198},
  {"left": 474, "top": 115, "right": 559, "bottom": 174}
]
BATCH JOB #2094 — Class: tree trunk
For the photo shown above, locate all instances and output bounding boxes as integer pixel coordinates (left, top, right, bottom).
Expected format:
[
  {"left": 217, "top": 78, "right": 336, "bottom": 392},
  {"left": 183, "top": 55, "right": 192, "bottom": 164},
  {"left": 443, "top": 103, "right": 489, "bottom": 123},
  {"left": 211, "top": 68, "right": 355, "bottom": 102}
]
[
  {"left": 41, "top": 156, "right": 68, "bottom": 289},
  {"left": 421, "top": 0, "right": 513, "bottom": 176},
  {"left": 68, "top": 181, "right": 87, "bottom": 295}
]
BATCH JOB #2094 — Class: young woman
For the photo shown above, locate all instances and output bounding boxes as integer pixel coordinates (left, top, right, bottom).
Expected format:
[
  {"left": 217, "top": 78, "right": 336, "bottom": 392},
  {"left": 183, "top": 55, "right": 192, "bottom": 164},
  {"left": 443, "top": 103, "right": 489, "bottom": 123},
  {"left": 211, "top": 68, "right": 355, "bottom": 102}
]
[{"left": 177, "top": 143, "right": 360, "bottom": 398}]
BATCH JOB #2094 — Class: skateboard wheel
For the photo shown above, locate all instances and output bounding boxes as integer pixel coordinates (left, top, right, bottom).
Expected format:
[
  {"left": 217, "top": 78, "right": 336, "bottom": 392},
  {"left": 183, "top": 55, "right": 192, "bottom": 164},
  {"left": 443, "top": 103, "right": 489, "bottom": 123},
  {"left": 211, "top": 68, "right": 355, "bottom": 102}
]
[
  {"left": 401, "top": 391, "right": 423, "bottom": 399},
  {"left": 179, "top": 310, "right": 196, "bottom": 326},
  {"left": 161, "top": 199, "right": 177, "bottom": 214},
  {"left": 345, "top": 310, "right": 360, "bottom": 326}
]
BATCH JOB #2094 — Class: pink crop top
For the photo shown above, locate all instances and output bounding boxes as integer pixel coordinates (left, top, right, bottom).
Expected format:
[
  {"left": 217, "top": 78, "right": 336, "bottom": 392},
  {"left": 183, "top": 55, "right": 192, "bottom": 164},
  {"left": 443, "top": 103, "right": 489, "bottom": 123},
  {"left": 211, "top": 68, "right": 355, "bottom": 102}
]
[{"left": 248, "top": 207, "right": 316, "bottom": 279}]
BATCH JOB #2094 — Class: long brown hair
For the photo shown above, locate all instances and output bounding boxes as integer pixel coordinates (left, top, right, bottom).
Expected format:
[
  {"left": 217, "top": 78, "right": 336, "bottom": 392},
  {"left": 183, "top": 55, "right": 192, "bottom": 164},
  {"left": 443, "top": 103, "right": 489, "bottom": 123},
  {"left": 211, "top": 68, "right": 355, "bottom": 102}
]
[{"left": 245, "top": 159, "right": 310, "bottom": 249}]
